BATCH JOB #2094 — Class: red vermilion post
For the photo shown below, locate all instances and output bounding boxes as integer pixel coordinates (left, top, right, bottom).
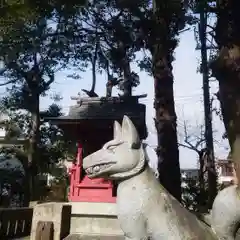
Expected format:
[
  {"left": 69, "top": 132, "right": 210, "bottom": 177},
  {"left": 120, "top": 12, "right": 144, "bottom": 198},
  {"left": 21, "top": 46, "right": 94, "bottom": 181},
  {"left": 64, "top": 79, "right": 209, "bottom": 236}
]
[{"left": 68, "top": 142, "right": 116, "bottom": 203}]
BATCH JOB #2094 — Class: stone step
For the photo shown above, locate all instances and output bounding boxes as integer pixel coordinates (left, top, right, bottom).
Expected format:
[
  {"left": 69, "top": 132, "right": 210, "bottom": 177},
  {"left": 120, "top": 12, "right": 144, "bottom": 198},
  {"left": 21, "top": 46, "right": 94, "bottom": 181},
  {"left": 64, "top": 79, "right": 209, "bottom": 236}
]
[
  {"left": 64, "top": 234, "right": 124, "bottom": 240},
  {"left": 69, "top": 202, "right": 123, "bottom": 236}
]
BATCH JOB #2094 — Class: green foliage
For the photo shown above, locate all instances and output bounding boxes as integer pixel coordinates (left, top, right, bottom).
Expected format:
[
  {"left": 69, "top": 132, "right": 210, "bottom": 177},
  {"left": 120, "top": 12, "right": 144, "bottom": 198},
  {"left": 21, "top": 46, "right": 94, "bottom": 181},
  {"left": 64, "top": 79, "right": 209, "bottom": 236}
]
[
  {"left": 94, "top": 0, "right": 192, "bottom": 76},
  {"left": 74, "top": 0, "right": 146, "bottom": 92},
  {"left": 0, "top": 160, "right": 24, "bottom": 185},
  {"left": 182, "top": 174, "right": 224, "bottom": 213},
  {"left": 0, "top": 96, "right": 69, "bottom": 173},
  {"left": 0, "top": 0, "right": 89, "bottom": 93},
  {"left": 43, "top": 166, "right": 69, "bottom": 202},
  {"left": 0, "top": 0, "right": 192, "bottom": 96},
  {"left": 0, "top": 2, "right": 89, "bottom": 202},
  {"left": 182, "top": 178, "right": 209, "bottom": 212}
]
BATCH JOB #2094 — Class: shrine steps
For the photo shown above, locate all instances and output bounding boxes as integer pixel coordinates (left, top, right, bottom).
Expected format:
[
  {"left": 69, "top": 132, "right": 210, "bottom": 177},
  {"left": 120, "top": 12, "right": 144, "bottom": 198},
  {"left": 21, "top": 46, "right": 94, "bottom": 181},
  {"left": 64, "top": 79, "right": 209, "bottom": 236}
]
[{"left": 69, "top": 202, "right": 124, "bottom": 237}]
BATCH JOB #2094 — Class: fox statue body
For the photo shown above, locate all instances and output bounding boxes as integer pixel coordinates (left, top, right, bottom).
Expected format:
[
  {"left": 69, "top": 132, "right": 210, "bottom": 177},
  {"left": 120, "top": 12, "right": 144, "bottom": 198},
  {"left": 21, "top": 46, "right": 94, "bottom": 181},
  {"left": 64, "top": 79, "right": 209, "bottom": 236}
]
[
  {"left": 83, "top": 115, "right": 240, "bottom": 240},
  {"left": 211, "top": 137, "right": 240, "bottom": 240}
]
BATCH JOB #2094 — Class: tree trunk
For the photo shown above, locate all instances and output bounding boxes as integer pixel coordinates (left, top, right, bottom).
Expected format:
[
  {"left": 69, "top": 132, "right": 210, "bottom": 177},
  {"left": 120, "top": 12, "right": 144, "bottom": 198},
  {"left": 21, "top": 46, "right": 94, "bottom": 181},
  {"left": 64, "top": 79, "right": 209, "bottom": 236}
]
[
  {"left": 151, "top": 44, "right": 181, "bottom": 202},
  {"left": 199, "top": 152, "right": 205, "bottom": 202},
  {"left": 211, "top": 0, "right": 240, "bottom": 182},
  {"left": 90, "top": 41, "right": 98, "bottom": 93},
  {"left": 217, "top": 64, "right": 240, "bottom": 147},
  {"left": 211, "top": 0, "right": 240, "bottom": 148},
  {"left": 211, "top": 46, "right": 240, "bottom": 182},
  {"left": 122, "top": 59, "right": 132, "bottom": 97},
  {"left": 119, "top": 42, "right": 132, "bottom": 97},
  {"left": 22, "top": 161, "right": 31, "bottom": 206},
  {"left": 28, "top": 89, "right": 40, "bottom": 201}
]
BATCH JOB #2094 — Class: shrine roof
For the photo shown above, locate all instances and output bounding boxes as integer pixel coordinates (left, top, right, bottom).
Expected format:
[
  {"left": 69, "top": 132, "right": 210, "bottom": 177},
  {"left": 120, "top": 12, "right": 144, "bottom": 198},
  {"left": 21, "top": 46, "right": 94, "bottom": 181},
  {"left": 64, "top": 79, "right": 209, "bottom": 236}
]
[
  {"left": 43, "top": 96, "right": 146, "bottom": 122},
  {"left": 42, "top": 96, "right": 148, "bottom": 140}
]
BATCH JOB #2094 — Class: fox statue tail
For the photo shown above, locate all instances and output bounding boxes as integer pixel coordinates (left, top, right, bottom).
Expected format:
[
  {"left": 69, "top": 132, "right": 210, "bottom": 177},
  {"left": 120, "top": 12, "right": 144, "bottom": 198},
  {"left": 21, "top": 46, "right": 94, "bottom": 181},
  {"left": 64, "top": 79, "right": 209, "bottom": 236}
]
[{"left": 211, "top": 136, "right": 240, "bottom": 240}]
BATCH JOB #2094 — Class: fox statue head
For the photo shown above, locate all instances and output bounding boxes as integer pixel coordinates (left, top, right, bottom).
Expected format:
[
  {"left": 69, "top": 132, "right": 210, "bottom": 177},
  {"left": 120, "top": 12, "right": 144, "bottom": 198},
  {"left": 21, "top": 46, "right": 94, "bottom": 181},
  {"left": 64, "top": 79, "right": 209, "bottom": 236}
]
[{"left": 83, "top": 115, "right": 147, "bottom": 180}]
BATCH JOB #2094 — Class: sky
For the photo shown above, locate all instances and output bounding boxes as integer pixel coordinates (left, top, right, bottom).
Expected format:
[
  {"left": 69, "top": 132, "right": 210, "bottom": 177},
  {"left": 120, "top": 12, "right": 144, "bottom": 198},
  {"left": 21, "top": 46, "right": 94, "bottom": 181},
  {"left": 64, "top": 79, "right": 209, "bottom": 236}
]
[{"left": 38, "top": 29, "right": 229, "bottom": 169}]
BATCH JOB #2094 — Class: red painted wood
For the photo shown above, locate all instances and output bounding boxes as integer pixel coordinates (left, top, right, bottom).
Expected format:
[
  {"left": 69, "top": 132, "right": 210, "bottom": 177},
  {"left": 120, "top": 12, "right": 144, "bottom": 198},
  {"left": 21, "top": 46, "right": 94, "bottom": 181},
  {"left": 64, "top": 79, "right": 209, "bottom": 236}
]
[{"left": 68, "top": 142, "right": 116, "bottom": 203}]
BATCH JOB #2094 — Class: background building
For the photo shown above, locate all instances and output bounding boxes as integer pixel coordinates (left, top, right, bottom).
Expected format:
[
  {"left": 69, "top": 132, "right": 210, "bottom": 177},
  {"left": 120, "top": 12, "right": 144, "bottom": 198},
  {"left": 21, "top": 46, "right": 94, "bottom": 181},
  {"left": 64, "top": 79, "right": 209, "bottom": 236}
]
[{"left": 181, "top": 157, "right": 235, "bottom": 187}]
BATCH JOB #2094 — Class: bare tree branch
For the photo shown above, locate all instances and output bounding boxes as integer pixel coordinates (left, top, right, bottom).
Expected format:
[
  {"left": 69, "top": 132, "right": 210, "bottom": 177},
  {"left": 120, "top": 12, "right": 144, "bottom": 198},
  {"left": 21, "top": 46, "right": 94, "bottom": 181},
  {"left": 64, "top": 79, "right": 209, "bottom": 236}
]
[
  {"left": 178, "top": 143, "right": 200, "bottom": 153},
  {"left": 179, "top": 119, "right": 205, "bottom": 155},
  {"left": 44, "top": 72, "right": 54, "bottom": 88},
  {"left": 0, "top": 79, "right": 16, "bottom": 86}
]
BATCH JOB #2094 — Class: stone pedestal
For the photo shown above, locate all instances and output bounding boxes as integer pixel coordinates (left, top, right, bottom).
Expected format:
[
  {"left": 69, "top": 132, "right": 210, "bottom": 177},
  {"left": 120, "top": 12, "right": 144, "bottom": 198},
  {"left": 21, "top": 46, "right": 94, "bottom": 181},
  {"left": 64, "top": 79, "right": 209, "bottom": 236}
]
[
  {"left": 30, "top": 201, "right": 123, "bottom": 239},
  {"left": 31, "top": 202, "right": 71, "bottom": 240},
  {"left": 69, "top": 202, "right": 123, "bottom": 237}
]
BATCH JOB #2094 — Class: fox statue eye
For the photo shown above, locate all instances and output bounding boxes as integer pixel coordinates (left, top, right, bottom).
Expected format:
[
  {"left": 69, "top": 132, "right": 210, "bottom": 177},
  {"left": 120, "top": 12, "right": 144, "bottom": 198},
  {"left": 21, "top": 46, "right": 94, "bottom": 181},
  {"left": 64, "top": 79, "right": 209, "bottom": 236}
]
[{"left": 107, "top": 145, "right": 115, "bottom": 152}]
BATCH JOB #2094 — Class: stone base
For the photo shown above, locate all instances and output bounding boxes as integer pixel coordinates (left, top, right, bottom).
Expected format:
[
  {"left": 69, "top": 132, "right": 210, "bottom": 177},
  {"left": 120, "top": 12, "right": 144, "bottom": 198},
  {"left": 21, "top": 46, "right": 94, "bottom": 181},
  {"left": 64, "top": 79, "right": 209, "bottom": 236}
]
[
  {"left": 64, "top": 234, "right": 124, "bottom": 240},
  {"left": 68, "top": 202, "right": 123, "bottom": 237},
  {"left": 31, "top": 202, "right": 71, "bottom": 240}
]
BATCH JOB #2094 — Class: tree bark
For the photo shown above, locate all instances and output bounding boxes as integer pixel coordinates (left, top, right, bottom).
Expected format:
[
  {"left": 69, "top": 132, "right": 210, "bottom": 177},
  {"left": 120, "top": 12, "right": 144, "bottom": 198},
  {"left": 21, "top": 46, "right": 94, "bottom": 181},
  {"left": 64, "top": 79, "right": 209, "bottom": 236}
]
[
  {"left": 216, "top": 63, "right": 240, "bottom": 147},
  {"left": 151, "top": 44, "right": 181, "bottom": 201},
  {"left": 22, "top": 160, "right": 31, "bottom": 206},
  {"left": 149, "top": 0, "right": 182, "bottom": 202},
  {"left": 119, "top": 42, "right": 132, "bottom": 97},
  {"left": 211, "top": 0, "right": 240, "bottom": 182},
  {"left": 90, "top": 40, "right": 98, "bottom": 93},
  {"left": 28, "top": 88, "right": 40, "bottom": 201},
  {"left": 199, "top": 152, "right": 205, "bottom": 203},
  {"left": 122, "top": 59, "right": 132, "bottom": 97},
  {"left": 211, "top": 0, "right": 240, "bottom": 148}
]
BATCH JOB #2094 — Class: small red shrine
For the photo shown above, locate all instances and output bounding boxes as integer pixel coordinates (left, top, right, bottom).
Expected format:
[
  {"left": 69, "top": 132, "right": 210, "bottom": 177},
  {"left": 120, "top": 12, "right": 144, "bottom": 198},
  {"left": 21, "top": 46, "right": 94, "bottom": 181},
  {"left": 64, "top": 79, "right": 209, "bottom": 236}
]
[{"left": 44, "top": 96, "right": 147, "bottom": 203}]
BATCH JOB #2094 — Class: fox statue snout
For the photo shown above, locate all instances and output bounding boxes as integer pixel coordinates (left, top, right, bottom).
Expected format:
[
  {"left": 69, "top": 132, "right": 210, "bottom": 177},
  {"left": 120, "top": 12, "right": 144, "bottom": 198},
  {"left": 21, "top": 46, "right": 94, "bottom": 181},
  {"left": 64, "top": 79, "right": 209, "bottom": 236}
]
[{"left": 83, "top": 115, "right": 146, "bottom": 180}]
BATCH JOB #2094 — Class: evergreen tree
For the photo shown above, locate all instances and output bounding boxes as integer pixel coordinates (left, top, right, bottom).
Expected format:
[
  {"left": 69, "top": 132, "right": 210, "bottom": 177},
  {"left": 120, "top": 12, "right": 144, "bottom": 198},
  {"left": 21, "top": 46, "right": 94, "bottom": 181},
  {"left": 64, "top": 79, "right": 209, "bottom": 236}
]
[
  {"left": 0, "top": 95, "right": 70, "bottom": 204},
  {"left": 77, "top": 0, "right": 143, "bottom": 96},
  {"left": 120, "top": 0, "right": 189, "bottom": 201},
  {"left": 0, "top": 0, "right": 86, "bottom": 200}
]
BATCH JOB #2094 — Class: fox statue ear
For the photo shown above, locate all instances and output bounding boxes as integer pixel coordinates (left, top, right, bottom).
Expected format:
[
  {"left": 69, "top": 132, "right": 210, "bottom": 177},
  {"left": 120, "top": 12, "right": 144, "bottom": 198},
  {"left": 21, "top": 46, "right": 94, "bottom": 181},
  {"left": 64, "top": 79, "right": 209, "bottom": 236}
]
[
  {"left": 113, "top": 121, "right": 122, "bottom": 140},
  {"left": 122, "top": 115, "right": 140, "bottom": 148}
]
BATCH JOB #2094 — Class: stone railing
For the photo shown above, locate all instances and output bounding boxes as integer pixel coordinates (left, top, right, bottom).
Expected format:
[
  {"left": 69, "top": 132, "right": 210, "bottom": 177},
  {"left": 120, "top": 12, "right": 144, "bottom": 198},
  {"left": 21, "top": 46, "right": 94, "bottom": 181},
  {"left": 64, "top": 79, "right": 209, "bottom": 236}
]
[{"left": 0, "top": 207, "right": 33, "bottom": 239}]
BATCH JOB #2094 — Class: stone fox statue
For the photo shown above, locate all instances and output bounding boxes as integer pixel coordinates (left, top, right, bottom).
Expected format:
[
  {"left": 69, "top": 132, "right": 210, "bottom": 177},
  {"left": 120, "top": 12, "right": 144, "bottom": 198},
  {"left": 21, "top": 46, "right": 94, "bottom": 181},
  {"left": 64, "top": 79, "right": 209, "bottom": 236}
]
[
  {"left": 211, "top": 136, "right": 240, "bottom": 240},
  {"left": 82, "top": 116, "right": 236, "bottom": 239}
]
